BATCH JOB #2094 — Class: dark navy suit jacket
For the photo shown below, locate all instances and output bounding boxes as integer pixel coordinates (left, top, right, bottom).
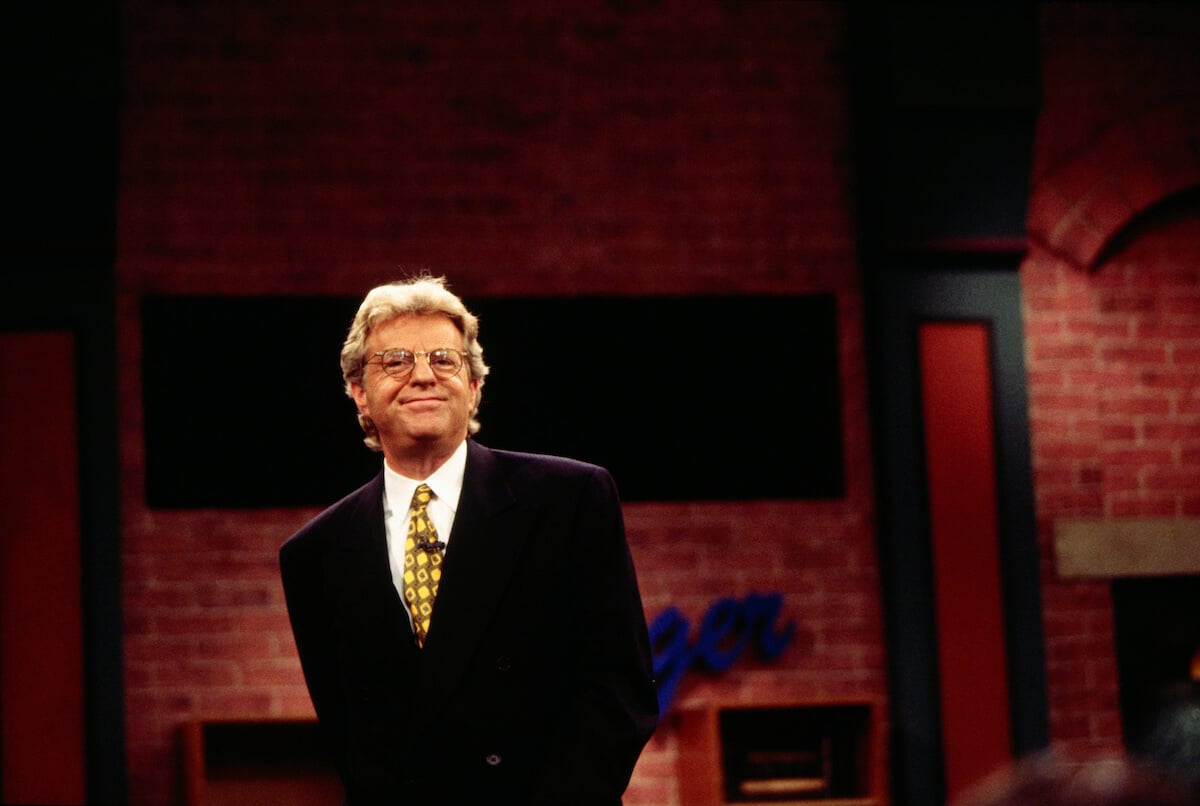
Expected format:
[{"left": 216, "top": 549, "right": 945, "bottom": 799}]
[{"left": 280, "top": 439, "right": 659, "bottom": 804}]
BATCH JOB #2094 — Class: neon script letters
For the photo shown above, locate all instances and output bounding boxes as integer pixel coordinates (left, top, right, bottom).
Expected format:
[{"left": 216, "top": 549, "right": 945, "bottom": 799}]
[{"left": 648, "top": 592, "right": 795, "bottom": 715}]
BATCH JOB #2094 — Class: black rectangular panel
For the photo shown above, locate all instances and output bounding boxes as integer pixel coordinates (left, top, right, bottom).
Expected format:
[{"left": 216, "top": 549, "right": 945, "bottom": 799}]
[{"left": 142, "top": 294, "right": 843, "bottom": 507}]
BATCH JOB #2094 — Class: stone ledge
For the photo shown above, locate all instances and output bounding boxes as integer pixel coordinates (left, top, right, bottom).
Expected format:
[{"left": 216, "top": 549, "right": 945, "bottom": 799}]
[{"left": 1054, "top": 518, "right": 1200, "bottom": 578}]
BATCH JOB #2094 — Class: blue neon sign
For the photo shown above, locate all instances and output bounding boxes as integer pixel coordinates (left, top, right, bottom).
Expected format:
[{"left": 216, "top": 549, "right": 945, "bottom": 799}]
[{"left": 648, "top": 592, "right": 796, "bottom": 715}]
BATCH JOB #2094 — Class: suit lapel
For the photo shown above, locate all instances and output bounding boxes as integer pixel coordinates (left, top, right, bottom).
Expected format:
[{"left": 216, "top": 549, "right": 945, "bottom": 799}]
[
  {"left": 417, "top": 441, "right": 524, "bottom": 709},
  {"left": 325, "top": 473, "right": 419, "bottom": 667}
]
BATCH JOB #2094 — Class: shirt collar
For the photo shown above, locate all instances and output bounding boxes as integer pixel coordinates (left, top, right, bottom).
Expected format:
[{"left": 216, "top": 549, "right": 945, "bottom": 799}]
[{"left": 382, "top": 439, "right": 468, "bottom": 513}]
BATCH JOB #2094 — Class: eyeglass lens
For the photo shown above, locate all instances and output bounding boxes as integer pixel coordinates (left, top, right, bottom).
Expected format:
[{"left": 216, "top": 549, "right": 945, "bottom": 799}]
[{"left": 376, "top": 349, "right": 463, "bottom": 378}]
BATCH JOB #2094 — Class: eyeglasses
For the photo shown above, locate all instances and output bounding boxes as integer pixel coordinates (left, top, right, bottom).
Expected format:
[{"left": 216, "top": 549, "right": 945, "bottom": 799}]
[{"left": 366, "top": 348, "right": 466, "bottom": 380}]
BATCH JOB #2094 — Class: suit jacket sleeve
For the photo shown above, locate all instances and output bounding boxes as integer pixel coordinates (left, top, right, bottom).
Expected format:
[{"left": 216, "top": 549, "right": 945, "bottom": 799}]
[
  {"left": 281, "top": 543, "right": 351, "bottom": 771},
  {"left": 528, "top": 464, "right": 659, "bottom": 804},
  {"left": 278, "top": 478, "right": 385, "bottom": 783}
]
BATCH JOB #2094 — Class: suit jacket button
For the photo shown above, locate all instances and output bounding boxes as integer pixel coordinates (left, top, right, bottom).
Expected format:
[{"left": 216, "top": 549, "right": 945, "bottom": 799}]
[
  {"left": 486, "top": 753, "right": 502, "bottom": 766},
  {"left": 496, "top": 655, "right": 512, "bottom": 672}
]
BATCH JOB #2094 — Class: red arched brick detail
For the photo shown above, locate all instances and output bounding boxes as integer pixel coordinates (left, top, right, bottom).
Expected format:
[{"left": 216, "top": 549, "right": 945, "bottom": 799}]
[{"left": 1027, "top": 98, "right": 1200, "bottom": 271}]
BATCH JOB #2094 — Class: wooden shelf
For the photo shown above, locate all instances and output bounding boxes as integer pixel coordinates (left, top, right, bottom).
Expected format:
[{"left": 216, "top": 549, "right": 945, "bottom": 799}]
[
  {"left": 678, "top": 699, "right": 881, "bottom": 805},
  {"left": 181, "top": 717, "right": 342, "bottom": 806}
]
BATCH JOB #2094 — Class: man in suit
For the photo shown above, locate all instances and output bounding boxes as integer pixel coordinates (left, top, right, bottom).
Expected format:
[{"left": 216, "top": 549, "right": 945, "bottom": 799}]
[{"left": 280, "top": 275, "right": 659, "bottom": 804}]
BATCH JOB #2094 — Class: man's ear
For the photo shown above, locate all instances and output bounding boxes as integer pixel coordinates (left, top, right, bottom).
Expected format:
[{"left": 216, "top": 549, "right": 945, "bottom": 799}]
[{"left": 350, "top": 382, "right": 369, "bottom": 415}]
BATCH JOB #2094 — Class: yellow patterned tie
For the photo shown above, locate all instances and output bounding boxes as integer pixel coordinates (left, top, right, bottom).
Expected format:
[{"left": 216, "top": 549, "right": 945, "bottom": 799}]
[{"left": 403, "top": 483, "right": 444, "bottom": 648}]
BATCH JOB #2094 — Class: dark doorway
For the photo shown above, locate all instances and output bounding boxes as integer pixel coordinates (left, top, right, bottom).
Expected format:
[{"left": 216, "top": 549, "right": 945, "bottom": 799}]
[{"left": 1113, "top": 575, "right": 1200, "bottom": 793}]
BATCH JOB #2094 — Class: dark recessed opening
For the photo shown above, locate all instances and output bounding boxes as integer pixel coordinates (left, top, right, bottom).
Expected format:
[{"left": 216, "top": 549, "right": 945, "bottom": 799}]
[{"left": 1112, "top": 575, "right": 1200, "bottom": 794}]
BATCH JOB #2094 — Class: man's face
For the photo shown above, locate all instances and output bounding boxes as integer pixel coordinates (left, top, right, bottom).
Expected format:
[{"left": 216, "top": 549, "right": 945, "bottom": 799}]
[{"left": 350, "top": 314, "right": 479, "bottom": 467}]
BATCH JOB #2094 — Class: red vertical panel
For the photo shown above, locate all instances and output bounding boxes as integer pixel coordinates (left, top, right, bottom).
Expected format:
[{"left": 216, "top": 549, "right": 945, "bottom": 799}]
[
  {"left": 0, "top": 332, "right": 87, "bottom": 804},
  {"left": 918, "top": 322, "right": 1012, "bottom": 800}
]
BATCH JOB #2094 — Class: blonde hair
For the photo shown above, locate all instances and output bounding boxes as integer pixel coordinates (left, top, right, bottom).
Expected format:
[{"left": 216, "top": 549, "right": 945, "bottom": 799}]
[{"left": 340, "top": 275, "right": 489, "bottom": 451}]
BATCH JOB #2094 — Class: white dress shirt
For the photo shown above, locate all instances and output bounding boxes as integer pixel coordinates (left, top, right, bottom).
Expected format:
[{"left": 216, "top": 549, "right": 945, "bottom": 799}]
[{"left": 381, "top": 440, "right": 468, "bottom": 624}]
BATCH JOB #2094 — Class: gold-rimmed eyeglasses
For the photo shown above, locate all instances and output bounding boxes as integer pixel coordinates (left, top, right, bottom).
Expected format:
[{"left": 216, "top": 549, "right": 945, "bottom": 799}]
[{"left": 365, "top": 348, "right": 466, "bottom": 380}]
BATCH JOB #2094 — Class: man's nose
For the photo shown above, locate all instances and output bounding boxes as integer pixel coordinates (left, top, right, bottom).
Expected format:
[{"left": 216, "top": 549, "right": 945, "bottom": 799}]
[{"left": 408, "top": 353, "right": 437, "bottom": 382}]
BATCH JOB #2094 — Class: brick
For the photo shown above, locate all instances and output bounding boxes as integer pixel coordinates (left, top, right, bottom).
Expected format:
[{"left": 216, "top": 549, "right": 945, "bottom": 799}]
[
  {"left": 154, "top": 659, "right": 240, "bottom": 688},
  {"left": 1112, "top": 160, "right": 1171, "bottom": 213},
  {"left": 1036, "top": 439, "right": 1102, "bottom": 462},
  {"left": 1101, "top": 466, "right": 1139, "bottom": 493},
  {"left": 1110, "top": 497, "right": 1178, "bottom": 518},
  {"left": 1030, "top": 341, "right": 1097, "bottom": 363},
  {"left": 1026, "top": 181, "right": 1075, "bottom": 242},
  {"left": 1081, "top": 187, "right": 1137, "bottom": 237},
  {"left": 1097, "top": 343, "right": 1167, "bottom": 365},
  {"left": 1049, "top": 208, "right": 1110, "bottom": 269},
  {"left": 1095, "top": 289, "right": 1158, "bottom": 315},
  {"left": 1098, "top": 394, "right": 1172, "bottom": 417},
  {"left": 1143, "top": 467, "right": 1200, "bottom": 491},
  {"left": 1174, "top": 346, "right": 1200, "bottom": 365},
  {"left": 1038, "top": 490, "right": 1105, "bottom": 515},
  {"left": 1143, "top": 420, "right": 1200, "bottom": 441}
]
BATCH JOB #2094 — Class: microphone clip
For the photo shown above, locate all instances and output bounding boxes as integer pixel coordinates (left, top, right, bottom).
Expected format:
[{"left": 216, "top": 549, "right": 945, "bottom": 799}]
[{"left": 416, "top": 539, "right": 445, "bottom": 555}]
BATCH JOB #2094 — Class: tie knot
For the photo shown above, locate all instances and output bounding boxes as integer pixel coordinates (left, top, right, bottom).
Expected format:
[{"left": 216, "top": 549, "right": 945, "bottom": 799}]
[{"left": 412, "top": 483, "right": 433, "bottom": 508}]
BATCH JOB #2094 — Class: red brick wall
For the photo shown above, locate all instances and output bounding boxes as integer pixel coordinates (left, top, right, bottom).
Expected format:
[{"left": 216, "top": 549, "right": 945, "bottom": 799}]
[
  {"left": 1023, "top": 2, "right": 1200, "bottom": 757},
  {"left": 116, "top": 3, "right": 884, "bottom": 804}
]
